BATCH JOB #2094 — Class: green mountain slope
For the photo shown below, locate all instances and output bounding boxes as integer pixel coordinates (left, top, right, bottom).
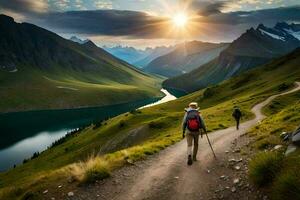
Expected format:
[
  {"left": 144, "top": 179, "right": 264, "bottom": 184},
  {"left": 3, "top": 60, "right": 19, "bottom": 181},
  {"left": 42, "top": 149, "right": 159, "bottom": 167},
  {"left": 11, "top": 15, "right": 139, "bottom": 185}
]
[
  {"left": 145, "top": 41, "right": 229, "bottom": 77},
  {"left": 1, "top": 47, "right": 299, "bottom": 199},
  {"left": 0, "top": 15, "right": 162, "bottom": 113}
]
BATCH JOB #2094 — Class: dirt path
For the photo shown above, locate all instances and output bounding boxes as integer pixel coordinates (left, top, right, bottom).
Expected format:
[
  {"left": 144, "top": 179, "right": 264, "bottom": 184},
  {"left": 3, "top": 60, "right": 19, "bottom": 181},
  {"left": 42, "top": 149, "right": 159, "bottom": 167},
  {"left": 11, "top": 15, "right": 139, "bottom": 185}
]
[{"left": 72, "top": 82, "right": 300, "bottom": 200}]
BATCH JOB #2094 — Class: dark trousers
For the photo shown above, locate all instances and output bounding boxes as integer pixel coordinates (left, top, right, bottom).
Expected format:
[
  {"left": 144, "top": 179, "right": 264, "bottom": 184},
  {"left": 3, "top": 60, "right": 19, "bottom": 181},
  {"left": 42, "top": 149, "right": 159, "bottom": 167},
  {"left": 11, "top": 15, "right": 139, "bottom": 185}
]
[{"left": 235, "top": 118, "right": 240, "bottom": 130}]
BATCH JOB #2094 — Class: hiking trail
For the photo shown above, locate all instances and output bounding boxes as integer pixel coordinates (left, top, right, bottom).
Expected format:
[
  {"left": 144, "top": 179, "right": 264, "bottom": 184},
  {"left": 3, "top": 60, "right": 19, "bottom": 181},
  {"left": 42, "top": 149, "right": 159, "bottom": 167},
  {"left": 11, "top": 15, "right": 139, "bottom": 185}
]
[{"left": 73, "top": 82, "right": 300, "bottom": 200}]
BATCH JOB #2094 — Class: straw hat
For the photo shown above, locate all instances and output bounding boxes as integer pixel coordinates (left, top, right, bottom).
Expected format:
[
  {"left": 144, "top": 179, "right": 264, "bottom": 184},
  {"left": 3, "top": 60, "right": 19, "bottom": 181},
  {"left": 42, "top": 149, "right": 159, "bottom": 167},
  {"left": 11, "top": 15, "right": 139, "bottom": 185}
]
[{"left": 189, "top": 102, "right": 199, "bottom": 109}]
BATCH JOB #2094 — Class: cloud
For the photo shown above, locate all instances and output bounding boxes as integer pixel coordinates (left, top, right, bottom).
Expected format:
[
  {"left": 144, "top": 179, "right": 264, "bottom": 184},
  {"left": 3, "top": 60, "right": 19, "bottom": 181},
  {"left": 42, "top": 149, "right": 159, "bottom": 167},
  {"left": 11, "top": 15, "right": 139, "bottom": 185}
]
[
  {"left": 39, "top": 10, "right": 169, "bottom": 38},
  {"left": 190, "top": 1, "right": 229, "bottom": 16},
  {"left": 0, "top": 0, "right": 48, "bottom": 15},
  {"left": 198, "top": 6, "right": 300, "bottom": 25},
  {"left": 34, "top": 6, "right": 300, "bottom": 39},
  {"left": 52, "top": 0, "right": 70, "bottom": 11},
  {"left": 94, "top": 0, "right": 113, "bottom": 9}
]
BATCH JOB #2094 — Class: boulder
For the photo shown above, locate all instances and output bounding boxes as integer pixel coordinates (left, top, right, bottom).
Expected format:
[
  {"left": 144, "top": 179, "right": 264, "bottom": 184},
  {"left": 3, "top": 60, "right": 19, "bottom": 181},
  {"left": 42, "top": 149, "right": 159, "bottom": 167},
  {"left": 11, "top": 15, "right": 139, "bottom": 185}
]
[
  {"left": 285, "top": 144, "right": 298, "bottom": 156},
  {"left": 274, "top": 145, "right": 283, "bottom": 150},
  {"left": 292, "top": 127, "right": 300, "bottom": 145}
]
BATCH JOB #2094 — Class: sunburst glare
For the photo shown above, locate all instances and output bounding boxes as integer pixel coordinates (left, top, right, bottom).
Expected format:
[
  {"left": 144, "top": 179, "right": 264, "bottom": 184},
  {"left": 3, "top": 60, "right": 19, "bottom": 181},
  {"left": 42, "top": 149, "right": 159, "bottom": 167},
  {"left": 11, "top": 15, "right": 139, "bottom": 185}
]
[{"left": 172, "top": 13, "right": 188, "bottom": 28}]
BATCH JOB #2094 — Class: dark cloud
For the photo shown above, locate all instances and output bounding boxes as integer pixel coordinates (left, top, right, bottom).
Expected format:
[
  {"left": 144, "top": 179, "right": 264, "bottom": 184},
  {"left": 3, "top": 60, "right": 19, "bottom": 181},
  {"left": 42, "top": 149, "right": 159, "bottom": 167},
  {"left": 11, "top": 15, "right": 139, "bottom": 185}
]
[
  {"left": 35, "top": 6, "right": 300, "bottom": 39},
  {"left": 190, "top": 1, "right": 228, "bottom": 16},
  {"left": 38, "top": 10, "right": 169, "bottom": 38},
  {"left": 198, "top": 6, "right": 300, "bottom": 25}
]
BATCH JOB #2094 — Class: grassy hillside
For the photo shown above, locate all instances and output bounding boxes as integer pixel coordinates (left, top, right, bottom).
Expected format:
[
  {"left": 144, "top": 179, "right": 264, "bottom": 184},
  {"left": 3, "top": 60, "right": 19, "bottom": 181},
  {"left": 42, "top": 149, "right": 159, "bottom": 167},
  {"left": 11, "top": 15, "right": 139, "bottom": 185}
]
[
  {"left": 1, "top": 48, "right": 300, "bottom": 199},
  {"left": 0, "top": 66, "right": 162, "bottom": 113},
  {"left": 0, "top": 15, "right": 163, "bottom": 113}
]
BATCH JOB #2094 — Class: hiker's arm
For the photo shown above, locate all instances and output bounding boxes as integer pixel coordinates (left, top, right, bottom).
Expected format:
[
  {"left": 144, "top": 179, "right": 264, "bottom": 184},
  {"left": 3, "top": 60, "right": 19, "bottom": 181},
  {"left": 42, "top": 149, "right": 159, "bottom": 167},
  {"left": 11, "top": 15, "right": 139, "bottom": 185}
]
[
  {"left": 182, "top": 113, "right": 188, "bottom": 134},
  {"left": 199, "top": 115, "right": 207, "bottom": 132}
]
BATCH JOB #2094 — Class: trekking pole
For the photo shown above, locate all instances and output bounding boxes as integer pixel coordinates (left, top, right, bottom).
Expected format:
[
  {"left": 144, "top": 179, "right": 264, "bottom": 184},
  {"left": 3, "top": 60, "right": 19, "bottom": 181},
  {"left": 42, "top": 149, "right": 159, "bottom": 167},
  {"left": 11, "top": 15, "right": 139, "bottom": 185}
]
[{"left": 204, "top": 130, "right": 217, "bottom": 159}]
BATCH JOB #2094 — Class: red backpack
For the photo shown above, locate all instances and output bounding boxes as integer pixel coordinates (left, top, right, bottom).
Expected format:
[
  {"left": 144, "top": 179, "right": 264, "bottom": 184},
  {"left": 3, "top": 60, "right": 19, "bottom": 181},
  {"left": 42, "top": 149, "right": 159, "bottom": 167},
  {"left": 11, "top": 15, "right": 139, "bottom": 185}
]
[{"left": 187, "top": 117, "right": 200, "bottom": 131}]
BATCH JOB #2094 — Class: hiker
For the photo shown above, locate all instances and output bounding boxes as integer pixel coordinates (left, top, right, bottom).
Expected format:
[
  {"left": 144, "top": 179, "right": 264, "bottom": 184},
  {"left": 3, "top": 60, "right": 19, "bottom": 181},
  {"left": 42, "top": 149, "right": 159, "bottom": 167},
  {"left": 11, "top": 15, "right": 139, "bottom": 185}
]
[
  {"left": 182, "top": 102, "right": 206, "bottom": 165},
  {"left": 232, "top": 106, "right": 242, "bottom": 130}
]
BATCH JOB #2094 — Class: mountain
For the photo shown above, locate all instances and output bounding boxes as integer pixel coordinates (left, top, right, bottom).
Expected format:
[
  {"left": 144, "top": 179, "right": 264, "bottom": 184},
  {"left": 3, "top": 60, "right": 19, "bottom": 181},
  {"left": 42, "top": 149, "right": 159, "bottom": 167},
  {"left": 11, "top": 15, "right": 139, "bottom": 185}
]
[
  {"left": 0, "top": 14, "right": 162, "bottom": 113},
  {"left": 163, "top": 22, "right": 300, "bottom": 93},
  {"left": 104, "top": 45, "right": 175, "bottom": 68},
  {"left": 144, "top": 41, "right": 229, "bottom": 77},
  {"left": 104, "top": 45, "right": 145, "bottom": 66},
  {"left": 69, "top": 36, "right": 89, "bottom": 44},
  {"left": 132, "top": 46, "right": 176, "bottom": 68}
]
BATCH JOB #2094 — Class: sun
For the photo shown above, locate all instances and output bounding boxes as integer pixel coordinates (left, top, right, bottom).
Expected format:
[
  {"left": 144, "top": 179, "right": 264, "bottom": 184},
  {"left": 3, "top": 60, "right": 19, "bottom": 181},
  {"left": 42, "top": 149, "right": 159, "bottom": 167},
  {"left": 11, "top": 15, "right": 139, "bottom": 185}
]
[{"left": 172, "top": 13, "right": 188, "bottom": 28}]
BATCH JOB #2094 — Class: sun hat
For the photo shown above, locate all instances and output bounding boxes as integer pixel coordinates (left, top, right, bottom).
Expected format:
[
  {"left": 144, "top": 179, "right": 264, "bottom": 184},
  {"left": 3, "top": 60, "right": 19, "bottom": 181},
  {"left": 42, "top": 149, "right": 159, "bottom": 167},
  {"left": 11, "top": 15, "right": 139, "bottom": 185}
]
[{"left": 189, "top": 102, "right": 199, "bottom": 109}]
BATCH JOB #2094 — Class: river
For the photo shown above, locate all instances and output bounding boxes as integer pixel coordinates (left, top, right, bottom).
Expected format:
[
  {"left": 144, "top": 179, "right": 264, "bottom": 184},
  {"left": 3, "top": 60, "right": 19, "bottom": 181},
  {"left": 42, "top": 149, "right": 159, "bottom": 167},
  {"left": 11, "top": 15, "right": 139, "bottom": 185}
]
[{"left": 0, "top": 89, "right": 177, "bottom": 171}]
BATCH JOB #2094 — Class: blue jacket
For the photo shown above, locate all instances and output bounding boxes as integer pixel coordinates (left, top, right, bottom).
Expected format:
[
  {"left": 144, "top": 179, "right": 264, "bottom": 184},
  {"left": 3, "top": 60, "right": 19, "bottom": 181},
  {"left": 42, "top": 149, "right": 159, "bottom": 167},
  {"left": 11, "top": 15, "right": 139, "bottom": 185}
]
[{"left": 182, "top": 108, "right": 206, "bottom": 132}]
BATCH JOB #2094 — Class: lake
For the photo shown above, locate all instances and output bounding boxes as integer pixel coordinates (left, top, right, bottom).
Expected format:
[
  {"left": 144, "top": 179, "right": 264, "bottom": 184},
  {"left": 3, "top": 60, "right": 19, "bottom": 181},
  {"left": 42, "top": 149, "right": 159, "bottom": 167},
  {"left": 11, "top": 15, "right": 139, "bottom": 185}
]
[{"left": 0, "top": 89, "right": 178, "bottom": 171}]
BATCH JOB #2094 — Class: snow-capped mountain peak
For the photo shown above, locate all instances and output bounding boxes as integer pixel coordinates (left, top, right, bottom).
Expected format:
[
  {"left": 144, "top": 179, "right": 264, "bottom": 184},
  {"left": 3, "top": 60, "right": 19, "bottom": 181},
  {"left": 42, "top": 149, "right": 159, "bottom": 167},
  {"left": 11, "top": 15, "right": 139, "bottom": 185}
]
[
  {"left": 69, "top": 36, "right": 90, "bottom": 44},
  {"left": 256, "top": 22, "right": 300, "bottom": 42}
]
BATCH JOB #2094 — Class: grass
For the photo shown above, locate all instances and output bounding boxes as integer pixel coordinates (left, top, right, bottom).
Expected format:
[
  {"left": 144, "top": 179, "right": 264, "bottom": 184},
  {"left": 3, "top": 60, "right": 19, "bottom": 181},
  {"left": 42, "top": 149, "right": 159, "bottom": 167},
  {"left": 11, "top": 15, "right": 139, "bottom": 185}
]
[
  {"left": 272, "top": 150, "right": 300, "bottom": 200},
  {"left": 77, "top": 157, "right": 111, "bottom": 184},
  {"left": 0, "top": 49, "right": 300, "bottom": 199},
  {"left": 0, "top": 65, "right": 163, "bottom": 113},
  {"left": 249, "top": 151, "right": 283, "bottom": 186}
]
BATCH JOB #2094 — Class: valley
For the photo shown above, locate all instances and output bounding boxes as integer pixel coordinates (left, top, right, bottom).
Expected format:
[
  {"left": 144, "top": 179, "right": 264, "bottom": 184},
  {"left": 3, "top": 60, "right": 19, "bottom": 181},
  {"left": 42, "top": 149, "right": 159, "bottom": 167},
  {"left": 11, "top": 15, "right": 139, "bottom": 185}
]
[{"left": 1, "top": 45, "right": 299, "bottom": 199}]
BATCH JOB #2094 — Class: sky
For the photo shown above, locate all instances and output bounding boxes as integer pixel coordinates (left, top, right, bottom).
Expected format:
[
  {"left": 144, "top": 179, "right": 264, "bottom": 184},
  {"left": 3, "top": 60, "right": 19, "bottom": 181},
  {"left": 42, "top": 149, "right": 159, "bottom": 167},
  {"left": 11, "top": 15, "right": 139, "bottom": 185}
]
[{"left": 1, "top": 0, "right": 300, "bottom": 48}]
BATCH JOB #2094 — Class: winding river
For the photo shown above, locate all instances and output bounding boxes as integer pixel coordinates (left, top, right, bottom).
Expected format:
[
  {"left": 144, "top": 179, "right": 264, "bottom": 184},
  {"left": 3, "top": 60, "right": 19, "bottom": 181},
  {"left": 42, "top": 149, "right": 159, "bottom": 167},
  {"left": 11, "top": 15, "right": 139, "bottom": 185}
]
[{"left": 0, "top": 89, "right": 177, "bottom": 171}]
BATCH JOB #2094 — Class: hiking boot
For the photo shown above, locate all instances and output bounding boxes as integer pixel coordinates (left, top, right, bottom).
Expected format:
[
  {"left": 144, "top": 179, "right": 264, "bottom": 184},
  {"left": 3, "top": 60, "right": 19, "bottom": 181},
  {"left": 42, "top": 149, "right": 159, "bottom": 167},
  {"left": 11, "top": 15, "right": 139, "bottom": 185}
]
[{"left": 187, "top": 155, "right": 193, "bottom": 165}]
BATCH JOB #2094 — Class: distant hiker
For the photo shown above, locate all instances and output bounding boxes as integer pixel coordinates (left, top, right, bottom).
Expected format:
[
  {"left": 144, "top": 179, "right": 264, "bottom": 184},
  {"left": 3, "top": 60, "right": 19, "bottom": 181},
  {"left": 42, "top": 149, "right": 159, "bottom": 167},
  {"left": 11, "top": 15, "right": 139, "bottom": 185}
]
[
  {"left": 232, "top": 106, "right": 242, "bottom": 130},
  {"left": 182, "top": 102, "right": 206, "bottom": 165}
]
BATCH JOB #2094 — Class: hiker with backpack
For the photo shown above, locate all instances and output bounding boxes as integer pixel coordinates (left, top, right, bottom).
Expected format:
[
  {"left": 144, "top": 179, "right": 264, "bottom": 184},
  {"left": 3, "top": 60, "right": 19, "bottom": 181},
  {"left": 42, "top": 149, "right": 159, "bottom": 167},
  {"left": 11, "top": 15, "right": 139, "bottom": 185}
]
[
  {"left": 182, "top": 102, "right": 207, "bottom": 165},
  {"left": 232, "top": 106, "right": 242, "bottom": 130}
]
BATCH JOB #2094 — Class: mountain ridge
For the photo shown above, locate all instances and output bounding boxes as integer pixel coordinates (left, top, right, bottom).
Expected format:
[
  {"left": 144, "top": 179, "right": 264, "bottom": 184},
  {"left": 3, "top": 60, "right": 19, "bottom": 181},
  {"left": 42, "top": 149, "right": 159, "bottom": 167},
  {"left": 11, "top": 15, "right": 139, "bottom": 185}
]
[
  {"left": 163, "top": 22, "right": 300, "bottom": 92},
  {"left": 144, "top": 41, "right": 229, "bottom": 77}
]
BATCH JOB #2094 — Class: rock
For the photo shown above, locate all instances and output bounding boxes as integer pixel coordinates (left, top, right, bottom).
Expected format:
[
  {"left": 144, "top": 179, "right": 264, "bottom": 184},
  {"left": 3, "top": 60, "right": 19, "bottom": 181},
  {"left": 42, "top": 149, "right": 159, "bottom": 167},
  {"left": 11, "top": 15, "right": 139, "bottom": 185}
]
[
  {"left": 231, "top": 187, "right": 236, "bottom": 193},
  {"left": 233, "top": 178, "right": 240, "bottom": 184},
  {"left": 228, "top": 158, "right": 236, "bottom": 162},
  {"left": 207, "top": 169, "right": 211, "bottom": 173},
  {"left": 280, "top": 132, "right": 287, "bottom": 138},
  {"left": 234, "top": 148, "right": 241, "bottom": 153},
  {"left": 220, "top": 175, "right": 226, "bottom": 179},
  {"left": 225, "top": 150, "right": 229, "bottom": 153},
  {"left": 58, "top": 185, "right": 62, "bottom": 188},
  {"left": 43, "top": 190, "right": 48, "bottom": 194},
  {"left": 292, "top": 128, "right": 300, "bottom": 145},
  {"left": 234, "top": 166, "right": 241, "bottom": 170},
  {"left": 225, "top": 186, "right": 230, "bottom": 190},
  {"left": 274, "top": 145, "right": 283, "bottom": 150},
  {"left": 263, "top": 195, "right": 268, "bottom": 200},
  {"left": 285, "top": 144, "right": 298, "bottom": 156},
  {"left": 174, "top": 176, "right": 179, "bottom": 179},
  {"left": 237, "top": 158, "right": 243, "bottom": 162},
  {"left": 51, "top": 198, "right": 55, "bottom": 200},
  {"left": 68, "top": 192, "right": 74, "bottom": 197}
]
